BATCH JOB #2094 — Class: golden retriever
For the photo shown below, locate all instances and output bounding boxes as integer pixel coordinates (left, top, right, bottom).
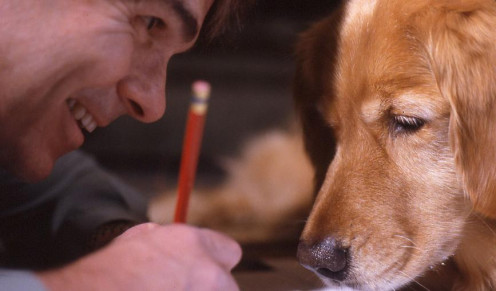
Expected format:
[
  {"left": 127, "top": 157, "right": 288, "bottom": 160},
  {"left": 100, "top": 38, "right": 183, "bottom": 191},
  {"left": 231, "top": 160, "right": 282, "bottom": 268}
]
[{"left": 295, "top": 0, "right": 496, "bottom": 290}]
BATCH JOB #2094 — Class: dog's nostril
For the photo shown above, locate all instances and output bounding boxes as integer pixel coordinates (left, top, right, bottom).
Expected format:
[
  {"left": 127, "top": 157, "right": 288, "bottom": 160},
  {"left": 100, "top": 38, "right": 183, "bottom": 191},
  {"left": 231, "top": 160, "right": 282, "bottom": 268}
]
[
  {"left": 317, "top": 266, "right": 345, "bottom": 280},
  {"left": 298, "top": 237, "right": 349, "bottom": 281},
  {"left": 319, "top": 244, "right": 347, "bottom": 272}
]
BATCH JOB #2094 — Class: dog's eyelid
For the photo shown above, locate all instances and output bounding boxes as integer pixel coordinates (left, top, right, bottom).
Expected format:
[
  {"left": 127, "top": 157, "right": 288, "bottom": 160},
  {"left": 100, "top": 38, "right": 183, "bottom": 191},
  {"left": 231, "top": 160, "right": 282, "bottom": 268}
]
[
  {"left": 391, "top": 114, "right": 426, "bottom": 134},
  {"left": 394, "top": 115, "right": 424, "bottom": 126}
]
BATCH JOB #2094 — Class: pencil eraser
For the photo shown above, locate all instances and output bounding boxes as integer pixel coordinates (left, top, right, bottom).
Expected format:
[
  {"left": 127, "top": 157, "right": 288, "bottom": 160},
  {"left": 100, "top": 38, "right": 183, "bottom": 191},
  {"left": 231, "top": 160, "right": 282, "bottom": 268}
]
[{"left": 192, "top": 80, "right": 211, "bottom": 100}]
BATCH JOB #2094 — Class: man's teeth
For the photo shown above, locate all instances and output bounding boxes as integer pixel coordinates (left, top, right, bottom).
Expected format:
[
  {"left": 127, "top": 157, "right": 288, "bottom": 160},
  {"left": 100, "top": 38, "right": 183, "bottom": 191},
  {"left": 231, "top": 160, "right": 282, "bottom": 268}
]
[{"left": 67, "top": 99, "right": 97, "bottom": 133}]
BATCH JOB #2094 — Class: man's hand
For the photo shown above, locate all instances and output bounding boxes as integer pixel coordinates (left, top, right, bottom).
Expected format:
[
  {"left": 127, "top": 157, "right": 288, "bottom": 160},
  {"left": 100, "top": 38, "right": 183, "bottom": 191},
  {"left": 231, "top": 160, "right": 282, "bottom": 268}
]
[{"left": 38, "top": 223, "right": 242, "bottom": 290}]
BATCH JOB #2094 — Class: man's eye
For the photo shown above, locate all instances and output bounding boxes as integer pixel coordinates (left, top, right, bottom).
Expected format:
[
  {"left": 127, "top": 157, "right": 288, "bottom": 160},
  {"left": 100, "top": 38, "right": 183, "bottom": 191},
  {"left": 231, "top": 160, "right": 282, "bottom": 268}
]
[
  {"left": 391, "top": 115, "right": 426, "bottom": 134},
  {"left": 143, "top": 16, "right": 165, "bottom": 30}
]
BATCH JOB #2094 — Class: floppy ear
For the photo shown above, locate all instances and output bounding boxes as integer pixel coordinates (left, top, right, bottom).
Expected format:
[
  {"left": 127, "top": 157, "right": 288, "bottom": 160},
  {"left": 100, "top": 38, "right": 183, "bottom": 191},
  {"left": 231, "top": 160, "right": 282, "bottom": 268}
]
[
  {"left": 427, "top": 1, "right": 496, "bottom": 217},
  {"left": 293, "top": 9, "right": 344, "bottom": 192}
]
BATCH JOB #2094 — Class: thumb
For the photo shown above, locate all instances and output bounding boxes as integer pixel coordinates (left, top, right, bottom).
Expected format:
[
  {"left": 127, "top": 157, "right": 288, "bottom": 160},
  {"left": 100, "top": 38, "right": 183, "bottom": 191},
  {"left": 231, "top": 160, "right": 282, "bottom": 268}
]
[
  {"left": 199, "top": 228, "right": 242, "bottom": 270},
  {"left": 116, "top": 222, "right": 160, "bottom": 241}
]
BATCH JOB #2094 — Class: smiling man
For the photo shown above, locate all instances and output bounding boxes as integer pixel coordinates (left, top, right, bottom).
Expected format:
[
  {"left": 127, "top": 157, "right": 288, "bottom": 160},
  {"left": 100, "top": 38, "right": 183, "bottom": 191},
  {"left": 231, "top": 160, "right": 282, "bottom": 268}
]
[
  {"left": 0, "top": 0, "right": 216, "bottom": 181},
  {"left": 0, "top": 0, "right": 252, "bottom": 290}
]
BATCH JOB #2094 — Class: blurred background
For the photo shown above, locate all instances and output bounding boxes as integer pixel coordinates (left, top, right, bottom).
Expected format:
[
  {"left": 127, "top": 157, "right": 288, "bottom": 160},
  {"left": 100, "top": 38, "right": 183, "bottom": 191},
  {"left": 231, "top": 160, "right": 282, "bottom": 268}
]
[
  {"left": 82, "top": 1, "right": 341, "bottom": 289},
  {"left": 82, "top": 0, "right": 340, "bottom": 195}
]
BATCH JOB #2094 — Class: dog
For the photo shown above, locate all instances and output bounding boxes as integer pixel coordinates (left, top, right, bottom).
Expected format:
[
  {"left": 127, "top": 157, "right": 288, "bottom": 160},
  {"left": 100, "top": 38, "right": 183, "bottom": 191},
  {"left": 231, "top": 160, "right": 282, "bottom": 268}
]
[{"left": 295, "top": 0, "right": 496, "bottom": 290}]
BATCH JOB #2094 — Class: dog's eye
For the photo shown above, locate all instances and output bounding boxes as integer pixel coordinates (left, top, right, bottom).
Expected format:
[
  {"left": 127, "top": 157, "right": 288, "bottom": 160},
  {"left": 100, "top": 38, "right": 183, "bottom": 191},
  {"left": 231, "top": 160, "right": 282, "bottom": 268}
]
[{"left": 391, "top": 115, "right": 425, "bottom": 134}]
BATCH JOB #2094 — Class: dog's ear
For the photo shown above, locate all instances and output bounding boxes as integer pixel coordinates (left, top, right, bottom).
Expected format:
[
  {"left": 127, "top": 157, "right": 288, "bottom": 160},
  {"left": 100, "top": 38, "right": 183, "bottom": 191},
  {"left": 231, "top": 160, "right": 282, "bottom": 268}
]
[
  {"left": 293, "top": 9, "right": 344, "bottom": 192},
  {"left": 426, "top": 2, "right": 496, "bottom": 217}
]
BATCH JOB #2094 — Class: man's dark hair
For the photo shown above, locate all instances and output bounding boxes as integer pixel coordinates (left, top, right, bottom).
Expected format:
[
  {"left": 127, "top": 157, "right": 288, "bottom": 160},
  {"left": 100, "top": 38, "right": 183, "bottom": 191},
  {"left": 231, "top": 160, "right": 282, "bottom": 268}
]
[{"left": 203, "top": 0, "right": 256, "bottom": 39}]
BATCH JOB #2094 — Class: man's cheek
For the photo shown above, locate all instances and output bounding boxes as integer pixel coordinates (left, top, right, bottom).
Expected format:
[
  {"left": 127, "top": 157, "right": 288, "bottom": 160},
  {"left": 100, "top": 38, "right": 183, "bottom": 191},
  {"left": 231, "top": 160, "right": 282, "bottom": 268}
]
[{"left": 85, "top": 35, "right": 134, "bottom": 87}]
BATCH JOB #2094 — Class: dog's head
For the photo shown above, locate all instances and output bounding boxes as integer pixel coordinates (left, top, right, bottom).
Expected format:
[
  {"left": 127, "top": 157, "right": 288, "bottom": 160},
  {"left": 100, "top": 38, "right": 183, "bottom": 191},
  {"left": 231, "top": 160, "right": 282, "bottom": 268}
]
[{"left": 295, "top": 0, "right": 496, "bottom": 289}]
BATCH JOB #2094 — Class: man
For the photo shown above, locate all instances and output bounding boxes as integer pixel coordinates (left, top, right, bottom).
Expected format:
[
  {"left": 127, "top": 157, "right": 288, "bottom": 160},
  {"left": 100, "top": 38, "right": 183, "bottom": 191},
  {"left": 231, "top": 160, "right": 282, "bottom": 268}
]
[{"left": 0, "top": 0, "right": 253, "bottom": 289}]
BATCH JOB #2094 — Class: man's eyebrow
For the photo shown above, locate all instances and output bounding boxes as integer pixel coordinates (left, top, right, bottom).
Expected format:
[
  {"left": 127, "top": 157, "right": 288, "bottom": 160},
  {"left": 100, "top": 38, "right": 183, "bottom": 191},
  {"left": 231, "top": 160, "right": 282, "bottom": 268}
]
[{"left": 167, "top": 0, "right": 199, "bottom": 41}]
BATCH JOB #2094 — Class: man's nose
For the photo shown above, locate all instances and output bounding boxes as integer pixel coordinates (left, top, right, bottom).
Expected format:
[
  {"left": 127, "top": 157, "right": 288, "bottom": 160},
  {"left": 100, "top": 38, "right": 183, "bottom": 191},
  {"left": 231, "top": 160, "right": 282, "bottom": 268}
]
[{"left": 116, "top": 74, "right": 167, "bottom": 123}]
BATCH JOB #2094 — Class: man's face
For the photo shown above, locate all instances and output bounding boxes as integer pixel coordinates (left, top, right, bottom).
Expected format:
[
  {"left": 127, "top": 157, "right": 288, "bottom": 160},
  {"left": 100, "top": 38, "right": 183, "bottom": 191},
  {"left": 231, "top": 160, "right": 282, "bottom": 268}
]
[{"left": 0, "top": 0, "right": 214, "bottom": 181}]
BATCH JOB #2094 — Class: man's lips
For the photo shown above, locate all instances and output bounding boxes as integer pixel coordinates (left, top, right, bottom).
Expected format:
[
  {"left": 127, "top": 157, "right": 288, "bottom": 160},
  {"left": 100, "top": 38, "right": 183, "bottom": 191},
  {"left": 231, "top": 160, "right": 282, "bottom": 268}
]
[{"left": 67, "top": 98, "right": 97, "bottom": 132}]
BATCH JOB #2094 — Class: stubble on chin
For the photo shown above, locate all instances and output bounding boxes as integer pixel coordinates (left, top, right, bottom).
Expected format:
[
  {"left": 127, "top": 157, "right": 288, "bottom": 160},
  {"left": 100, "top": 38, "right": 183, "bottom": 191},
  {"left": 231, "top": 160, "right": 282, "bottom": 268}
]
[{"left": 2, "top": 149, "right": 55, "bottom": 182}]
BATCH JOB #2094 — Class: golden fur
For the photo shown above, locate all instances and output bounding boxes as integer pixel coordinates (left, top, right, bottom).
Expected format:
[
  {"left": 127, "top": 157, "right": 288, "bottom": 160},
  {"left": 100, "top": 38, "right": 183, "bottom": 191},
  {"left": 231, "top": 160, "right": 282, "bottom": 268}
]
[{"left": 295, "top": 0, "right": 496, "bottom": 290}]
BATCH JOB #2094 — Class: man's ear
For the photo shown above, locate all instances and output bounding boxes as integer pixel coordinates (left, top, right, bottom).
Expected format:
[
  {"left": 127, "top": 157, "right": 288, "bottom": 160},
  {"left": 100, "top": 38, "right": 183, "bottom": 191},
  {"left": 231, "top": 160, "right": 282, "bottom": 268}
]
[{"left": 426, "top": 1, "right": 496, "bottom": 217}]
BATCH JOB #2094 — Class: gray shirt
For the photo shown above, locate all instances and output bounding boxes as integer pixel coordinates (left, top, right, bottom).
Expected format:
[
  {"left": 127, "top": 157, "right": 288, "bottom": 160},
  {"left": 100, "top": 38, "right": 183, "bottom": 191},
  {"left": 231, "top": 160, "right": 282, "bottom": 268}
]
[{"left": 1, "top": 150, "right": 149, "bottom": 289}]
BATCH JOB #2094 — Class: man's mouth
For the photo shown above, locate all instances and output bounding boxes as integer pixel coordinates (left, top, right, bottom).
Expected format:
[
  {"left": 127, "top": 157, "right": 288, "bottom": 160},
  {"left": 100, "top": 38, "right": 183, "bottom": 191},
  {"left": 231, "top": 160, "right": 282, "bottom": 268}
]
[{"left": 67, "top": 98, "right": 97, "bottom": 133}]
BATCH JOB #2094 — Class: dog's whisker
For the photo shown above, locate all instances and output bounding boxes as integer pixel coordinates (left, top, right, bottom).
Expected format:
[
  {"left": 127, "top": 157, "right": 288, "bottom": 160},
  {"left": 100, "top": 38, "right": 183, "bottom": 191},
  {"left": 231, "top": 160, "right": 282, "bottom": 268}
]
[
  {"left": 396, "top": 270, "right": 430, "bottom": 291},
  {"left": 393, "top": 234, "right": 417, "bottom": 246},
  {"left": 399, "top": 245, "right": 423, "bottom": 252},
  {"left": 390, "top": 261, "right": 430, "bottom": 291},
  {"left": 370, "top": 257, "right": 406, "bottom": 287},
  {"left": 394, "top": 235, "right": 428, "bottom": 257}
]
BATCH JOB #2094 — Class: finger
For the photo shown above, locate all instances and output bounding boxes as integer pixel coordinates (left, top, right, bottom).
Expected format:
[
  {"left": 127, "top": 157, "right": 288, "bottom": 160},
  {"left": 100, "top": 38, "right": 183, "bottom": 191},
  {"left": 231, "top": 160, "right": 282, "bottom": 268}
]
[
  {"left": 199, "top": 228, "right": 242, "bottom": 270},
  {"left": 216, "top": 273, "right": 240, "bottom": 291},
  {"left": 116, "top": 222, "right": 160, "bottom": 241}
]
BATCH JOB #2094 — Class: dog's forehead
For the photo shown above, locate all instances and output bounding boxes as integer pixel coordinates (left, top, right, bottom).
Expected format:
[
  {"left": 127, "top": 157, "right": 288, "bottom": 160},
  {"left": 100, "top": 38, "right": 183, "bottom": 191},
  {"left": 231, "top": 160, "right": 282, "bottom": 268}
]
[
  {"left": 327, "top": 0, "right": 437, "bottom": 120},
  {"left": 342, "top": 0, "right": 378, "bottom": 37},
  {"left": 334, "top": 0, "right": 393, "bottom": 112}
]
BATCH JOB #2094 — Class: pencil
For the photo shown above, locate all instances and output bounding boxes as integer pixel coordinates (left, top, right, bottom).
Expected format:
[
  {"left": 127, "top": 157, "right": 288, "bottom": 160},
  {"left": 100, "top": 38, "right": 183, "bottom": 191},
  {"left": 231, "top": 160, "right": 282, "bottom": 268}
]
[{"left": 173, "top": 80, "right": 211, "bottom": 223}]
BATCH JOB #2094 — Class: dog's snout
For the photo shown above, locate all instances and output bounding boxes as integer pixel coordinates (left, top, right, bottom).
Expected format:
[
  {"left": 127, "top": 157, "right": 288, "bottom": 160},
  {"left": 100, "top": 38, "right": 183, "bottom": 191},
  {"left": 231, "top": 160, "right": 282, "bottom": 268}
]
[{"left": 297, "top": 237, "right": 349, "bottom": 281}]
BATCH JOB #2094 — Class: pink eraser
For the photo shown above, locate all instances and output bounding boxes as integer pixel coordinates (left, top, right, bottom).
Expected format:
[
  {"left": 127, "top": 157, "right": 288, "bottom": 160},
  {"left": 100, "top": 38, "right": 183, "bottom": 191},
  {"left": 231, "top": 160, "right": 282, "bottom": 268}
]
[{"left": 192, "top": 80, "right": 211, "bottom": 99}]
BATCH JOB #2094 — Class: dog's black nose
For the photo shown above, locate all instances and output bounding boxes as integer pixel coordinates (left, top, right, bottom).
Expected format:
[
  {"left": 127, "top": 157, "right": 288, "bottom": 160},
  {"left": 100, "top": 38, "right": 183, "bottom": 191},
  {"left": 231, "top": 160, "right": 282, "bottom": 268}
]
[{"left": 297, "top": 237, "right": 349, "bottom": 281}]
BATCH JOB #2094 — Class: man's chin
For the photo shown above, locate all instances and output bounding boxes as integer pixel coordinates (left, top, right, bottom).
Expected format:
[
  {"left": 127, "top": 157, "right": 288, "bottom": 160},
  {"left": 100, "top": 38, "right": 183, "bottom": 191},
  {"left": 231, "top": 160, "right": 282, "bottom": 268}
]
[
  {"left": 15, "top": 166, "right": 53, "bottom": 183},
  {"left": 2, "top": 152, "right": 55, "bottom": 183}
]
